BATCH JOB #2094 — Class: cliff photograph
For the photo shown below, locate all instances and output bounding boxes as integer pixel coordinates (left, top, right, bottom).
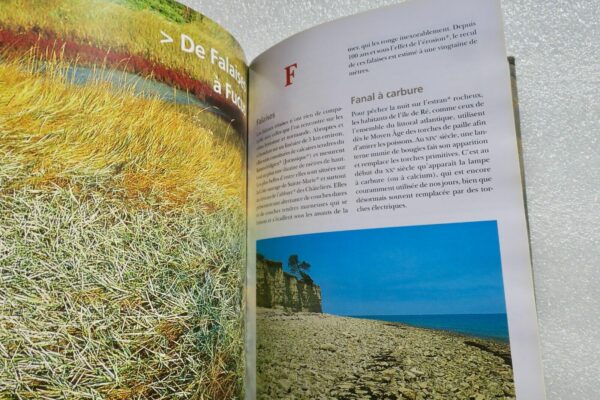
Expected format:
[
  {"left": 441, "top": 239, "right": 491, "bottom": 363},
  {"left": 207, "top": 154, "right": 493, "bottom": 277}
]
[{"left": 256, "top": 222, "right": 516, "bottom": 399}]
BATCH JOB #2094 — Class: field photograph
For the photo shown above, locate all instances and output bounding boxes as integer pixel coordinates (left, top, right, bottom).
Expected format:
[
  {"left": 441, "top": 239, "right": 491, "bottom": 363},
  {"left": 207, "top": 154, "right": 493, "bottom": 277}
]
[
  {"left": 0, "top": 1, "right": 247, "bottom": 399},
  {"left": 256, "top": 221, "right": 516, "bottom": 399}
]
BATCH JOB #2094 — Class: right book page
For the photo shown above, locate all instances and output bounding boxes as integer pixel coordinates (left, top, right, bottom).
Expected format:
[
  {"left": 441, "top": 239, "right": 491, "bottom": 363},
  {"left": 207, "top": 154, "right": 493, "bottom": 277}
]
[{"left": 247, "top": 0, "right": 546, "bottom": 398}]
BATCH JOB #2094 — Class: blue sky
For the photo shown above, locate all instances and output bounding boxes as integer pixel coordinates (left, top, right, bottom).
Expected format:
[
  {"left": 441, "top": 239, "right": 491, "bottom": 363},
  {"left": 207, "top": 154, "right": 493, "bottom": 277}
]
[{"left": 256, "top": 221, "right": 507, "bottom": 316}]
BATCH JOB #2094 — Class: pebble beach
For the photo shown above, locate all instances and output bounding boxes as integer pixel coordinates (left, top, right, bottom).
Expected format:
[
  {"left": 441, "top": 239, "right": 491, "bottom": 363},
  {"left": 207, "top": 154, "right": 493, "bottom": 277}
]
[{"left": 257, "top": 308, "right": 515, "bottom": 399}]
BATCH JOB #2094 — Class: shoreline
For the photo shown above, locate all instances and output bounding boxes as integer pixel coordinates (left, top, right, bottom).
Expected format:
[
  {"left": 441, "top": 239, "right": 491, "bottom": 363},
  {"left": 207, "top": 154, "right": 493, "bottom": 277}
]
[
  {"left": 257, "top": 307, "right": 515, "bottom": 399},
  {"left": 350, "top": 314, "right": 510, "bottom": 344}
]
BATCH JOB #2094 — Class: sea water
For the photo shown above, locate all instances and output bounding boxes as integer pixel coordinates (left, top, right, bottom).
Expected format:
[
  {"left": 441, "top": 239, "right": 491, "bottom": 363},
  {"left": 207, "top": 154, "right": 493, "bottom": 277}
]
[{"left": 354, "top": 314, "right": 509, "bottom": 342}]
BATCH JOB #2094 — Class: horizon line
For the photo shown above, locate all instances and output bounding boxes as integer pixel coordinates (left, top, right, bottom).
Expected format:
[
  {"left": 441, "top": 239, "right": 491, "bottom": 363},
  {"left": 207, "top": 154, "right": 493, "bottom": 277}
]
[{"left": 341, "top": 312, "right": 508, "bottom": 317}]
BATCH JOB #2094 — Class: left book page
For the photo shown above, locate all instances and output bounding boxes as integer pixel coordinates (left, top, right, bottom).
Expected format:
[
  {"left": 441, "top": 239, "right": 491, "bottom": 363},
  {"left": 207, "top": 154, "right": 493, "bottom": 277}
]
[{"left": 0, "top": 1, "right": 247, "bottom": 399}]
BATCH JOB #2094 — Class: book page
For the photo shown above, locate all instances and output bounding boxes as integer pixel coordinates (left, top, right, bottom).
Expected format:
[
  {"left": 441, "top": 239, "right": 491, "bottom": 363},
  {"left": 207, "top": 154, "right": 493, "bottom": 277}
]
[
  {"left": 248, "top": 0, "right": 545, "bottom": 398},
  {"left": 0, "top": 1, "right": 247, "bottom": 398}
]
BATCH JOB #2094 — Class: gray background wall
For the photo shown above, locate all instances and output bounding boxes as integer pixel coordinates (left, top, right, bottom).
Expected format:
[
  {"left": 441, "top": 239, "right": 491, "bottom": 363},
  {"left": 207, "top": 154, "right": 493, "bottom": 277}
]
[{"left": 181, "top": 0, "right": 600, "bottom": 398}]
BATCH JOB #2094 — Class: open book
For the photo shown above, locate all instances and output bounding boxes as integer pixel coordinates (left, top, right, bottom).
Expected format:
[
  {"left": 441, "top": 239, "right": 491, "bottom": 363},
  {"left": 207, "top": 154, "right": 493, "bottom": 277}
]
[{"left": 0, "top": 0, "right": 545, "bottom": 399}]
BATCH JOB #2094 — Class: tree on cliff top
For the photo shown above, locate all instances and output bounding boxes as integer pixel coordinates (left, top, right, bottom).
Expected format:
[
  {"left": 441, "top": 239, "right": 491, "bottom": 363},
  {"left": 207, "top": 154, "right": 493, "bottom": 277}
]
[
  {"left": 299, "top": 270, "right": 314, "bottom": 285},
  {"left": 288, "top": 255, "right": 312, "bottom": 283},
  {"left": 288, "top": 254, "right": 299, "bottom": 272}
]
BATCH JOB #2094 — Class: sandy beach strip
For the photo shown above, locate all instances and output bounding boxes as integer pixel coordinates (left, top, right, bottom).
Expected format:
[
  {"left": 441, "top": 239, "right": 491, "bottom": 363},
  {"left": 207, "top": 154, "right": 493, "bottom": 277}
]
[{"left": 257, "top": 308, "right": 515, "bottom": 399}]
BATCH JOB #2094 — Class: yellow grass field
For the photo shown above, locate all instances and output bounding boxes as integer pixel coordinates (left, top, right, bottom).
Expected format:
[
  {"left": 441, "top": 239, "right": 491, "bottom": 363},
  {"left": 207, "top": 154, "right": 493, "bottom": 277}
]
[
  {"left": 0, "top": 22, "right": 246, "bottom": 400},
  {"left": 0, "top": 55, "right": 244, "bottom": 210},
  {"left": 0, "top": 0, "right": 247, "bottom": 98}
]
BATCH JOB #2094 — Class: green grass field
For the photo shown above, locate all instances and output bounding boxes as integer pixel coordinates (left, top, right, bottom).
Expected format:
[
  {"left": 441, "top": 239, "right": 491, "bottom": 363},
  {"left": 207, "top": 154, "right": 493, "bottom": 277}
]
[{"left": 113, "top": 0, "right": 198, "bottom": 23}]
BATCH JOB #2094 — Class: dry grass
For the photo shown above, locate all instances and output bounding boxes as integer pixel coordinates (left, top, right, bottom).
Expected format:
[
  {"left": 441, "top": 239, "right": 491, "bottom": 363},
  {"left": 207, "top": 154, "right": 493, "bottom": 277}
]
[
  {"left": 0, "top": 52, "right": 244, "bottom": 210},
  {"left": 0, "top": 51, "right": 246, "bottom": 398},
  {"left": 0, "top": 161, "right": 245, "bottom": 399},
  {"left": 0, "top": 0, "right": 247, "bottom": 95}
]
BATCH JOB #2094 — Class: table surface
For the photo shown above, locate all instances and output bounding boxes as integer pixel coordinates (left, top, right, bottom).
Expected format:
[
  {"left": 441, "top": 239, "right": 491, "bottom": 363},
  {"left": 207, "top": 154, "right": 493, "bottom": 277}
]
[{"left": 183, "top": 1, "right": 600, "bottom": 398}]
